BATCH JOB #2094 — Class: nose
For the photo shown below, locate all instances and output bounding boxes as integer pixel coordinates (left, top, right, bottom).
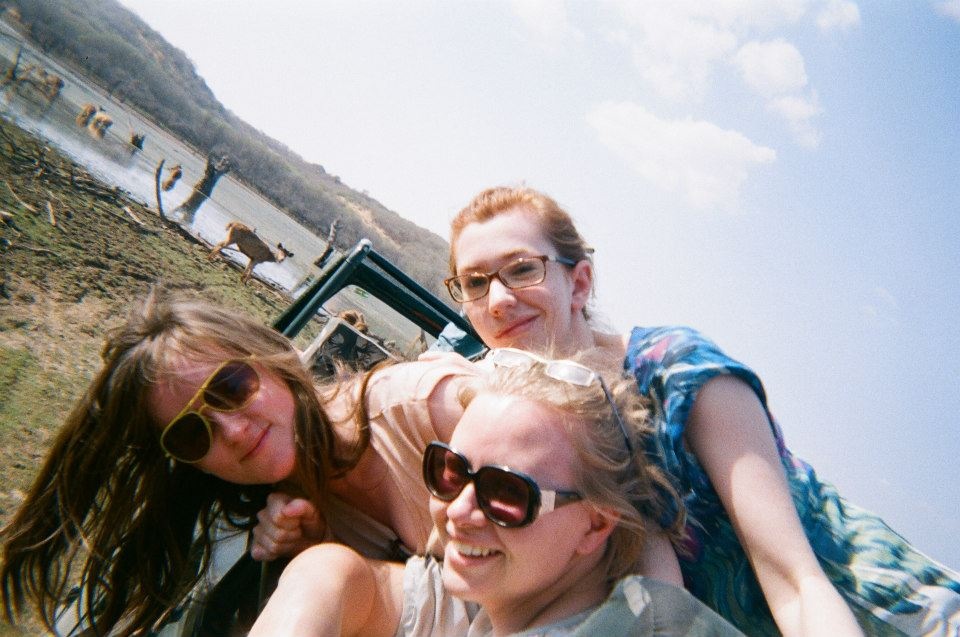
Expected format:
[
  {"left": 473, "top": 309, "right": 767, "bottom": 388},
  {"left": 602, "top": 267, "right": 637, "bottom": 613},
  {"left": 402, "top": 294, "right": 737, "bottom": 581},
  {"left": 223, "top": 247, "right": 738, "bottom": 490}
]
[
  {"left": 485, "top": 277, "right": 516, "bottom": 317},
  {"left": 445, "top": 482, "right": 487, "bottom": 527},
  {"left": 206, "top": 409, "right": 253, "bottom": 447}
]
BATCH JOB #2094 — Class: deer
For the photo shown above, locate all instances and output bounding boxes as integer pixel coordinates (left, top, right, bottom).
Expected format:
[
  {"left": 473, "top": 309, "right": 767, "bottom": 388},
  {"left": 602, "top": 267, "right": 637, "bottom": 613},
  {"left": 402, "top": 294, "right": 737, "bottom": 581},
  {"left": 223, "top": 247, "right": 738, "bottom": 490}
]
[
  {"left": 5, "top": 59, "right": 63, "bottom": 104},
  {"left": 76, "top": 103, "right": 98, "bottom": 127},
  {"left": 129, "top": 132, "right": 146, "bottom": 151},
  {"left": 161, "top": 163, "right": 182, "bottom": 191},
  {"left": 74, "top": 104, "right": 113, "bottom": 138},
  {"left": 88, "top": 111, "right": 113, "bottom": 138},
  {"left": 208, "top": 221, "right": 294, "bottom": 284}
]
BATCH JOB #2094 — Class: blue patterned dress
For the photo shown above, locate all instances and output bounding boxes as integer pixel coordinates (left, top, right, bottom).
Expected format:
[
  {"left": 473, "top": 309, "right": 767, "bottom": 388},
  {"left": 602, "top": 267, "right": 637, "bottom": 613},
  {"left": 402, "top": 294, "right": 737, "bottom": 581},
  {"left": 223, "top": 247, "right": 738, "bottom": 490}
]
[{"left": 624, "top": 326, "right": 960, "bottom": 636}]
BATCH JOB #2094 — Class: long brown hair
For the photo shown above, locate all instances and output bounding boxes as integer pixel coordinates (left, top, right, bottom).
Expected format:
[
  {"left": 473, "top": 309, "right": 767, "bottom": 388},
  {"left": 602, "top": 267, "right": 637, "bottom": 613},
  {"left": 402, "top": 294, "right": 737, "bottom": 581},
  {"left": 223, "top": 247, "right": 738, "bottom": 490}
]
[{"left": 0, "top": 290, "right": 361, "bottom": 635}]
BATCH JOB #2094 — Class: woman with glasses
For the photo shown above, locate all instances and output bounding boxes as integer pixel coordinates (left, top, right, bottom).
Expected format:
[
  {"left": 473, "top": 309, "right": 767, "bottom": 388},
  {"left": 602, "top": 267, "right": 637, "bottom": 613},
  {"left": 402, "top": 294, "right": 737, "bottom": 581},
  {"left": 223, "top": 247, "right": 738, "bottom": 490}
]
[
  {"left": 250, "top": 351, "right": 743, "bottom": 636},
  {"left": 444, "top": 186, "right": 959, "bottom": 636},
  {"left": 0, "top": 289, "right": 479, "bottom": 635}
]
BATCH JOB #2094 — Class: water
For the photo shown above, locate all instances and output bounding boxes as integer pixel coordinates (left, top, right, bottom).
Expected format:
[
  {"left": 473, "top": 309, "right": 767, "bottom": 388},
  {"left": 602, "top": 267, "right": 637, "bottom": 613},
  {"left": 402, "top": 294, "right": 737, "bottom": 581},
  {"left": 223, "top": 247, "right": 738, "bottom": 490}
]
[{"left": 0, "top": 20, "right": 335, "bottom": 292}]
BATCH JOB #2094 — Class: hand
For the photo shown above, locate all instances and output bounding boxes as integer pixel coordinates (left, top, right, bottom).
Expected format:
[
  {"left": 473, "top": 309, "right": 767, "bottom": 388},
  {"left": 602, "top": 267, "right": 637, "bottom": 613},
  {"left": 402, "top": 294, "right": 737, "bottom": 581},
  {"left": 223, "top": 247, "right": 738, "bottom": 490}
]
[{"left": 250, "top": 492, "right": 326, "bottom": 561}]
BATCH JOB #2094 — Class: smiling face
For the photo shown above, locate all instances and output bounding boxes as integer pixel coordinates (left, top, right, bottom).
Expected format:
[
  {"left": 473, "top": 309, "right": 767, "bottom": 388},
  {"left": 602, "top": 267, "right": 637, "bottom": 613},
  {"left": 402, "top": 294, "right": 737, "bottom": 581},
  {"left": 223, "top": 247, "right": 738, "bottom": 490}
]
[
  {"left": 430, "top": 392, "right": 613, "bottom": 624},
  {"left": 148, "top": 355, "right": 297, "bottom": 485},
  {"left": 452, "top": 207, "right": 594, "bottom": 354}
]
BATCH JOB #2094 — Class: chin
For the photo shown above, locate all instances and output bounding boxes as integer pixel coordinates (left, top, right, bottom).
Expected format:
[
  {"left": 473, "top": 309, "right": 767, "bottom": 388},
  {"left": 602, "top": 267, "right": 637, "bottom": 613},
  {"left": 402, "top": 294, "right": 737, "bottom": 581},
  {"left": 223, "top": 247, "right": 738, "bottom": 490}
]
[
  {"left": 254, "top": 451, "right": 296, "bottom": 484},
  {"left": 508, "top": 334, "right": 548, "bottom": 354},
  {"left": 441, "top": 570, "right": 484, "bottom": 603}
]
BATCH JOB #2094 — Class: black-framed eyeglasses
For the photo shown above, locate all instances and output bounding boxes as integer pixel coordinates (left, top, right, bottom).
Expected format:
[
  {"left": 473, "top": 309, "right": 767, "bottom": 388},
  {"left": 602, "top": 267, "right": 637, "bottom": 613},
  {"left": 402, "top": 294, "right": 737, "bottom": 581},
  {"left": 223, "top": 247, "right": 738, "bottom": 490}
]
[
  {"left": 159, "top": 359, "right": 261, "bottom": 463},
  {"left": 422, "top": 441, "right": 582, "bottom": 528},
  {"left": 487, "top": 347, "right": 635, "bottom": 457},
  {"left": 444, "top": 254, "right": 577, "bottom": 303}
]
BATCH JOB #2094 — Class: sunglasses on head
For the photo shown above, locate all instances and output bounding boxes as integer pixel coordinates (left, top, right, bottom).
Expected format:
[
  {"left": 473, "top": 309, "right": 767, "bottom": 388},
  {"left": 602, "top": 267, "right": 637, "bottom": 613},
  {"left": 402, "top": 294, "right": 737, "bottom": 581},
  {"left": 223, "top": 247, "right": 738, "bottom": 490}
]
[
  {"left": 487, "top": 348, "right": 635, "bottom": 456},
  {"left": 159, "top": 359, "right": 261, "bottom": 463},
  {"left": 422, "top": 441, "right": 582, "bottom": 528}
]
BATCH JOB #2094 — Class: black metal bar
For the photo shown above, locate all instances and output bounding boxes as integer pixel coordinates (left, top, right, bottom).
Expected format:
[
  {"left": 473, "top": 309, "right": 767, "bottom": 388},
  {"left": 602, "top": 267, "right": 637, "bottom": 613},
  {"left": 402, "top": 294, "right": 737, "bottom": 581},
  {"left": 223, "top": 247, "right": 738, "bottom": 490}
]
[
  {"left": 349, "top": 262, "right": 450, "bottom": 336},
  {"left": 365, "top": 248, "right": 474, "bottom": 335},
  {"left": 272, "top": 239, "right": 372, "bottom": 336}
]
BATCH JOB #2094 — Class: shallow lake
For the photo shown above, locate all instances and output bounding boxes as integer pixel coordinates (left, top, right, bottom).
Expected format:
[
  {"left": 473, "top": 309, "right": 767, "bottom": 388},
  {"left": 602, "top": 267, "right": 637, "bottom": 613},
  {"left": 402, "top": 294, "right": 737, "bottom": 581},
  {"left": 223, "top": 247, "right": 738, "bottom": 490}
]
[{"left": 0, "top": 20, "right": 335, "bottom": 292}]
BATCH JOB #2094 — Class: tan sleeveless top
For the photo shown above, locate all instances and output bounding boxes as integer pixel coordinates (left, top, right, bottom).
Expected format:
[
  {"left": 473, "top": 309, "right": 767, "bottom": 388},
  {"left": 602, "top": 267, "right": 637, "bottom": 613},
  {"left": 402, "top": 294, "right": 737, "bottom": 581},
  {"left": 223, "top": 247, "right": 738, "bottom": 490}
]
[{"left": 324, "top": 356, "right": 478, "bottom": 560}]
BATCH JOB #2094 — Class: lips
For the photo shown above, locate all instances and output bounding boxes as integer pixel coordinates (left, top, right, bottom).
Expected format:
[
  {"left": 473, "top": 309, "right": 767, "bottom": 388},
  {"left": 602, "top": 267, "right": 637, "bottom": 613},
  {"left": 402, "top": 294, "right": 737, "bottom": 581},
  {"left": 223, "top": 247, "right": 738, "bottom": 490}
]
[
  {"left": 494, "top": 314, "right": 538, "bottom": 340},
  {"left": 240, "top": 426, "right": 268, "bottom": 461}
]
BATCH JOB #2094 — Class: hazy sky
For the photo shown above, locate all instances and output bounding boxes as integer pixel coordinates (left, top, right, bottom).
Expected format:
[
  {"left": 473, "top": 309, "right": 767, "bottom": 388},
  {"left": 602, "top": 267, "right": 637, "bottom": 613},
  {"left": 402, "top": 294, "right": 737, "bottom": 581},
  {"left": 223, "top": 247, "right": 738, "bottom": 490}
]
[{"left": 118, "top": 0, "right": 960, "bottom": 568}]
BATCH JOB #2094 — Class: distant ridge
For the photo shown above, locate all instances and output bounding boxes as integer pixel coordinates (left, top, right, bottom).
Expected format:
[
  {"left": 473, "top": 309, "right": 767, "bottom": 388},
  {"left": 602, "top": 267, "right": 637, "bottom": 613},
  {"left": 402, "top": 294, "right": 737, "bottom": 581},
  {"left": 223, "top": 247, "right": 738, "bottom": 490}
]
[{"left": 2, "top": 0, "right": 452, "bottom": 296}]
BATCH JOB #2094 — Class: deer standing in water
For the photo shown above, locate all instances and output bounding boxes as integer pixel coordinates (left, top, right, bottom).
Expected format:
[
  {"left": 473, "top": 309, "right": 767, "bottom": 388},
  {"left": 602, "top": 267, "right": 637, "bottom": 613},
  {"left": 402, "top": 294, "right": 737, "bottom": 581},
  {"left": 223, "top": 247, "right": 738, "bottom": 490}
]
[
  {"left": 161, "top": 164, "right": 182, "bottom": 191},
  {"left": 208, "top": 221, "right": 294, "bottom": 284}
]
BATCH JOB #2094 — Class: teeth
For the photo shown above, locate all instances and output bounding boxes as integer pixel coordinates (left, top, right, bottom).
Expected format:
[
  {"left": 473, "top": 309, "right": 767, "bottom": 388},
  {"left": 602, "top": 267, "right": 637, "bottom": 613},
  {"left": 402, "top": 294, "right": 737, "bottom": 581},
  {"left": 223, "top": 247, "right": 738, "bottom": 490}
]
[{"left": 451, "top": 541, "right": 495, "bottom": 557}]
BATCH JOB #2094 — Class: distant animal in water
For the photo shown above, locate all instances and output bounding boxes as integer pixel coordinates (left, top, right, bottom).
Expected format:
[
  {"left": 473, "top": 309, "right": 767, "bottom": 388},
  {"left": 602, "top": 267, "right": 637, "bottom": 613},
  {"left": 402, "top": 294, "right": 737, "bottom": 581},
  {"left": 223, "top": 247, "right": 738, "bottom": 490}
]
[
  {"left": 161, "top": 163, "right": 182, "bottom": 191},
  {"left": 88, "top": 111, "right": 113, "bottom": 138},
  {"left": 12, "top": 63, "right": 63, "bottom": 103},
  {"left": 76, "top": 103, "right": 98, "bottom": 127},
  {"left": 75, "top": 104, "right": 113, "bottom": 139},
  {"left": 43, "top": 74, "right": 63, "bottom": 101},
  {"left": 208, "top": 221, "right": 294, "bottom": 284},
  {"left": 33, "top": 67, "right": 63, "bottom": 102},
  {"left": 129, "top": 132, "right": 146, "bottom": 151}
]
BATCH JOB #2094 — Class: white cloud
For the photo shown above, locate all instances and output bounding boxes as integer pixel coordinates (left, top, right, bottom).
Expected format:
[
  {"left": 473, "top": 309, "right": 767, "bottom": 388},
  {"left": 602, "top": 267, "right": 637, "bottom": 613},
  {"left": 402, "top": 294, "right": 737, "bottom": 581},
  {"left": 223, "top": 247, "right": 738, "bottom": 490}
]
[
  {"left": 619, "top": 13, "right": 737, "bottom": 101},
  {"left": 768, "top": 93, "right": 823, "bottom": 148},
  {"left": 817, "top": 0, "right": 861, "bottom": 31},
  {"left": 734, "top": 40, "right": 822, "bottom": 147},
  {"left": 509, "top": 0, "right": 583, "bottom": 48},
  {"left": 601, "top": 1, "right": 830, "bottom": 101},
  {"left": 734, "top": 39, "right": 809, "bottom": 96},
  {"left": 604, "top": 4, "right": 737, "bottom": 101},
  {"left": 587, "top": 101, "right": 776, "bottom": 211},
  {"left": 935, "top": 0, "right": 960, "bottom": 22},
  {"left": 513, "top": 2, "right": 848, "bottom": 149}
]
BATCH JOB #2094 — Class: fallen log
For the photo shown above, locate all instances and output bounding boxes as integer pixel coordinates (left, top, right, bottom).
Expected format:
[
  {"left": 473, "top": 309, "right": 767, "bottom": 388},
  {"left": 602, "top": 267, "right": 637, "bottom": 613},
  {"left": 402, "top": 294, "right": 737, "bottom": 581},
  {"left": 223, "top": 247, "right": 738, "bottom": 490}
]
[{"left": 3, "top": 180, "right": 37, "bottom": 212}]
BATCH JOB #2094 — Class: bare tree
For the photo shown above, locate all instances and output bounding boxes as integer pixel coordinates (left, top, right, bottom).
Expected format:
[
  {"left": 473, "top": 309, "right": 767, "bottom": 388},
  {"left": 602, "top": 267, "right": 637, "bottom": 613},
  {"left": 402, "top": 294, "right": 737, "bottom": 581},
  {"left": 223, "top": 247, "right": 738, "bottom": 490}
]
[
  {"left": 174, "top": 155, "right": 230, "bottom": 223},
  {"left": 313, "top": 217, "right": 341, "bottom": 268}
]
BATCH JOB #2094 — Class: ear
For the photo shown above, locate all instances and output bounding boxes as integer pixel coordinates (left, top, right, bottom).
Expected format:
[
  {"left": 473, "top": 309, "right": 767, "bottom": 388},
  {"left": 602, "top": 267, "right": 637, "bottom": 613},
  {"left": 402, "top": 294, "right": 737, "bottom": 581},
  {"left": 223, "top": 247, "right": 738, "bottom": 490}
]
[
  {"left": 569, "top": 259, "right": 593, "bottom": 313},
  {"left": 575, "top": 506, "right": 619, "bottom": 556}
]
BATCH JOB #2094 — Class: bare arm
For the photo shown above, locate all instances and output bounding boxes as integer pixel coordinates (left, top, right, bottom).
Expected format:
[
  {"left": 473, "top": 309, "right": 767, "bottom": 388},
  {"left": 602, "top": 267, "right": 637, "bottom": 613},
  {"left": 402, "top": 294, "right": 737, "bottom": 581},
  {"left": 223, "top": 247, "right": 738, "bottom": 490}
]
[
  {"left": 636, "top": 528, "right": 684, "bottom": 586},
  {"left": 249, "top": 544, "right": 404, "bottom": 637},
  {"left": 427, "top": 372, "right": 468, "bottom": 443},
  {"left": 685, "top": 375, "right": 862, "bottom": 637}
]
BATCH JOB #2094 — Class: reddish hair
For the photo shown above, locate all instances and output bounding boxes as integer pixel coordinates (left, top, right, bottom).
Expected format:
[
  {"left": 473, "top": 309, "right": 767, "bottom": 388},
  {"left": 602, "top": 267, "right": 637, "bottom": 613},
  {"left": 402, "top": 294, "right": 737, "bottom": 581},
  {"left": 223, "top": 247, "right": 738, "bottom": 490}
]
[{"left": 449, "top": 186, "right": 593, "bottom": 275}]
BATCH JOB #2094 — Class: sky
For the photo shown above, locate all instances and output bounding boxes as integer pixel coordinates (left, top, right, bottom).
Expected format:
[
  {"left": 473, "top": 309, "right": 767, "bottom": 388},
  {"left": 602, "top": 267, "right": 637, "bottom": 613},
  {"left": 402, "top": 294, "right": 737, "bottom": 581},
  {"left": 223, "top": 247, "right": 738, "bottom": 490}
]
[{"left": 117, "top": 0, "right": 960, "bottom": 568}]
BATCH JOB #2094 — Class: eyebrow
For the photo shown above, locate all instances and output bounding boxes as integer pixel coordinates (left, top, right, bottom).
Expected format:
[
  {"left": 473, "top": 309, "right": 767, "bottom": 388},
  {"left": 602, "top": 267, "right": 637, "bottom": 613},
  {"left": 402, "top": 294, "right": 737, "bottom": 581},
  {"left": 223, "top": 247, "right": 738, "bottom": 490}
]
[{"left": 457, "top": 249, "right": 535, "bottom": 274}]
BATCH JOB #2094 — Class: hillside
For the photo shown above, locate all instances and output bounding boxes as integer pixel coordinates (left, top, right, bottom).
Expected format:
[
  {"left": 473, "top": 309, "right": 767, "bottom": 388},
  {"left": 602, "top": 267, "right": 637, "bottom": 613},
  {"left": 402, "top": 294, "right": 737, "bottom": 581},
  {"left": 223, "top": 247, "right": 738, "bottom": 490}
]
[{"left": 0, "top": 0, "right": 452, "bottom": 296}]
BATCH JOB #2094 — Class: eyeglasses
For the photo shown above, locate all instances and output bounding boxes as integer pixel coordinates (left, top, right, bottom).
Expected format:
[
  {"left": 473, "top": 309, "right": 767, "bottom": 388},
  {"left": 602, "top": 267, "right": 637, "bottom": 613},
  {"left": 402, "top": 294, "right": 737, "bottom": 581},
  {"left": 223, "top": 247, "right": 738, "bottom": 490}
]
[
  {"left": 487, "top": 348, "right": 635, "bottom": 457},
  {"left": 444, "top": 254, "right": 577, "bottom": 303},
  {"left": 159, "top": 359, "right": 261, "bottom": 463},
  {"left": 422, "top": 441, "right": 582, "bottom": 528}
]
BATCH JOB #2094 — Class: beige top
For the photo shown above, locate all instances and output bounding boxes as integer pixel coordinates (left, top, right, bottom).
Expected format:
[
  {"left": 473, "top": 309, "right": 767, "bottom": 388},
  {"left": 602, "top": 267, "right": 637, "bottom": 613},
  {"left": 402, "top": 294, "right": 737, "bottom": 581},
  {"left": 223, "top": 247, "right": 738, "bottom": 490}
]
[{"left": 325, "top": 355, "right": 478, "bottom": 560}]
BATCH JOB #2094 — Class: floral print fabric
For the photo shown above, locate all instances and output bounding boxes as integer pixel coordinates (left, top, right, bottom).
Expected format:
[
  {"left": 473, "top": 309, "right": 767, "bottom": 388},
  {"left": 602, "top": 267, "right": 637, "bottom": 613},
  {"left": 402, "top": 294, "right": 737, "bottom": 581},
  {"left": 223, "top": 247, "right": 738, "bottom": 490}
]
[{"left": 625, "top": 326, "right": 960, "bottom": 636}]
